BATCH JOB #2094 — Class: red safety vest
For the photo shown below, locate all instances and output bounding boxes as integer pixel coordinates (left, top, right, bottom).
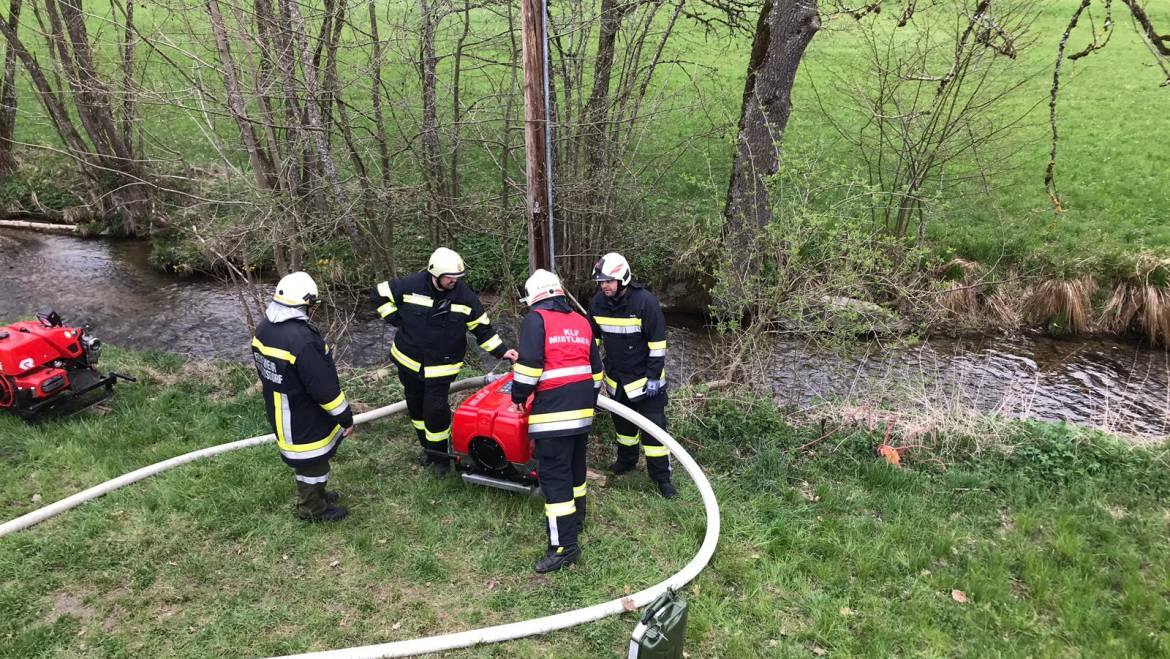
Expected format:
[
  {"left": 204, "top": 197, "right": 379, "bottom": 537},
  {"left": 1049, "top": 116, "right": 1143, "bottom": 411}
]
[{"left": 534, "top": 308, "right": 594, "bottom": 392}]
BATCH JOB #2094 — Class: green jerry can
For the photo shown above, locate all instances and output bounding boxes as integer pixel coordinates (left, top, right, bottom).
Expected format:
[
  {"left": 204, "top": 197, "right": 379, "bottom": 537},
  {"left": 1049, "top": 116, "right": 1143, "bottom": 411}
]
[{"left": 628, "top": 588, "right": 688, "bottom": 658}]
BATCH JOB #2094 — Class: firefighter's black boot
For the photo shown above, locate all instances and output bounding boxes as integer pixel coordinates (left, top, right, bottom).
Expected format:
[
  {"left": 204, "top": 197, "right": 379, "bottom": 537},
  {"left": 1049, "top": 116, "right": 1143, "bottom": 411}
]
[
  {"left": 535, "top": 545, "right": 581, "bottom": 573},
  {"left": 298, "top": 505, "right": 349, "bottom": 522},
  {"left": 296, "top": 481, "right": 347, "bottom": 521},
  {"left": 609, "top": 459, "right": 637, "bottom": 475},
  {"left": 431, "top": 459, "right": 451, "bottom": 477},
  {"left": 324, "top": 490, "right": 340, "bottom": 504},
  {"left": 656, "top": 480, "right": 678, "bottom": 499}
]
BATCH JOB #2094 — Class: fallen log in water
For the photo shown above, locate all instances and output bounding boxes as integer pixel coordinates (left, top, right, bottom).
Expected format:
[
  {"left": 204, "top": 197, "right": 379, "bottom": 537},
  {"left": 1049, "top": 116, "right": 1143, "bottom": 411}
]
[{"left": 0, "top": 219, "right": 80, "bottom": 234}]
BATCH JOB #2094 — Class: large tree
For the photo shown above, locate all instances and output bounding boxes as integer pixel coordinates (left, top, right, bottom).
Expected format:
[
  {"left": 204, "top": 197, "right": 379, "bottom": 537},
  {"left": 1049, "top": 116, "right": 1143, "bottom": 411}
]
[
  {"left": 719, "top": 0, "right": 820, "bottom": 311},
  {"left": 0, "top": 0, "right": 18, "bottom": 177}
]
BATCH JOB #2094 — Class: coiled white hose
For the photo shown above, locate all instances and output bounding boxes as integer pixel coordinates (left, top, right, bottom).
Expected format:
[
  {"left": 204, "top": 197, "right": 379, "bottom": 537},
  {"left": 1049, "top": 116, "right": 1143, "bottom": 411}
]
[{"left": 0, "top": 374, "right": 721, "bottom": 659}]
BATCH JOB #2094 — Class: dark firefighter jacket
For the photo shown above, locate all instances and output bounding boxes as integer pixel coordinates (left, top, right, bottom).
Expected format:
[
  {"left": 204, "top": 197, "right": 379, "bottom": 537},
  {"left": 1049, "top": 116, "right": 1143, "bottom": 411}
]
[
  {"left": 511, "top": 298, "right": 604, "bottom": 439},
  {"left": 371, "top": 271, "right": 509, "bottom": 379},
  {"left": 588, "top": 283, "right": 667, "bottom": 402},
  {"left": 252, "top": 316, "right": 353, "bottom": 467}
]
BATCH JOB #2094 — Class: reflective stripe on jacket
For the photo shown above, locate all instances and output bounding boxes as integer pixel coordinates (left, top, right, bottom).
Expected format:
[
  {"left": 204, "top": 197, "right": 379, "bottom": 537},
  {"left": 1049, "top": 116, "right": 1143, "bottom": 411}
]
[
  {"left": 370, "top": 270, "right": 509, "bottom": 379},
  {"left": 511, "top": 299, "right": 604, "bottom": 439},
  {"left": 588, "top": 283, "right": 666, "bottom": 402},
  {"left": 252, "top": 316, "right": 353, "bottom": 466}
]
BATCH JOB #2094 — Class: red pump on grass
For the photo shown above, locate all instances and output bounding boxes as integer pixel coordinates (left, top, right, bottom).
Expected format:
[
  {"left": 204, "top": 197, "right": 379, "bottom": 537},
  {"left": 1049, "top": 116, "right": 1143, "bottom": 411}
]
[
  {"left": 0, "top": 309, "right": 133, "bottom": 419},
  {"left": 450, "top": 372, "right": 539, "bottom": 494}
]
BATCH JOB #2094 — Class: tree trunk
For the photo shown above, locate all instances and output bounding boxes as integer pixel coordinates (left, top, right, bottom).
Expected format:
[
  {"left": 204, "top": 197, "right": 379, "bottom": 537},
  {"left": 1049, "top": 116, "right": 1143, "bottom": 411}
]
[
  {"left": 206, "top": 0, "right": 277, "bottom": 189},
  {"left": 0, "top": 9, "right": 89, "bottom": 161},
  {"left": 500, "top": 0, "right": 519, "bottom": 211},
  {"left": 0, "top": 0, "right": 21, "bottom": 177},
  {"left": 368, "top": 0, "right": 394, "bottom": 275},
  {"left": 418, "top": 0, "right": 450, "bottom": 246},
  {"left": 118, "top": 0, "right": 136, "bottom": 156},
  {"left": 721, "top": 0, "right": 820, "bottom": 309},
  {"left": 368, "top": 0, "right": 390, "bottom": 186},
  {"left": 579, "top": 0, "right": 623, "bottom": 175},
  {"left": 52, "top": 0, "right": 154, "bottom": 233},
  {"left": 280, "top": 0, "right": 350, "bottom": 209}
]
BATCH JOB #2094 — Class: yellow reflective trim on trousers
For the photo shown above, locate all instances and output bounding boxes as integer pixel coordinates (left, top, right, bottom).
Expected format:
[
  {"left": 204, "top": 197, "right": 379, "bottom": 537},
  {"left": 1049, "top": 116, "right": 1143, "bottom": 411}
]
[
  {"left": 411, "top": 419, "right": 426, "bottom": 430},
  {"left": 514, "top": 363, "right": 543, "bottom": 378},
  {"left": 403, "top": 293, "right": 433, "bottom": 307},
  {"left": 376, "top": 281, "right": 393, "bottom": 299},
  {"left": 573, "top": 484, "right": 587, "bottom": 498},
  {"left": 467, "top": 313, "right": 490, "bottom": 329},
  {"left": 616, "top": 432, "right": 640, "bottom": 446},
  {"left": 425, "top": 426, "right": 451, "bottom": 442},
  {"left": 544, "top": 500, "right": 577, "bottom": 517},
  {"left": 480, "top": 334, "right": 502, "bottom": 352},
  {"left": 624, "top": 377, "right": 648, "bottom": 394},
  {"left": 604, "top": 376, "right": 617, "bottom": 389},
  {"left": 451, "top": 303, "right": 472, "bottom": 315},
  {"left": 593, "top": 316, "right": 641, "bottom": 327},
  {"left": 391, "top": 343, "right": 421, "bottom": 372},
  {"left": 527, "top": 408, "right": 594, "bottom": 424},
  {"left": 592, "top": 371, "right": 604, "bottom": 382},
  {"left": 321, "top": 392, "right": 346, "bottom": 412},
  {"left": 424, "top": 362, "right": 463, "bottom": 378},
  {"left": 252, "top": 337, "right": 296, "bottom": 364},
  {"left": 279, "top": 425, "right": 342, "bottom": 453},
  {"left": 647, "top": 340, "right": 667, "bottom": 350},
  {"left": 643, "top": 444, "right": 669, "bottom": 458},
  {"left": 377, "top": 301, "right": 397, "bottom": 318}
]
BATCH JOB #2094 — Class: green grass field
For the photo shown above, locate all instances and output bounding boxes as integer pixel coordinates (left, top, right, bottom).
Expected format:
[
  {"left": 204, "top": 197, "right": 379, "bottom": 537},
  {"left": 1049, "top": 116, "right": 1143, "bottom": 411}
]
[
  {"left": 2, "top": 348, "right": 1168, "bottom": 657},
  {"left": 784, "top": 3, "right": 1170, "bottom": 276}
]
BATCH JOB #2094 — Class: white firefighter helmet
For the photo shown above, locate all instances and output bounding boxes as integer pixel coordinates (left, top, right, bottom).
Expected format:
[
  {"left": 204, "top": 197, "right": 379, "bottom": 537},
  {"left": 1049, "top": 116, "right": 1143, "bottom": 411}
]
[
  {"left": 427, "top": 247, "right": 466, "bottom": 279},
  {"left": 591, "top": 252, "right": 632, "bottom": 286},
  {"left": 273, "top": 271, "right": 319, "bottom": 307},
  {"left": 522, "top": 269, "right": 565, "bottom": 306}
]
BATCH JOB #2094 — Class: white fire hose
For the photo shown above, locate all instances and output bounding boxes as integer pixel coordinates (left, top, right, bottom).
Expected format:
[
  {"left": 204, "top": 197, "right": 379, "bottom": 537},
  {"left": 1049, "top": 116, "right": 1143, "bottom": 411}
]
[{"left": 0, "top": 374, "right": 721, "bottom": 658}]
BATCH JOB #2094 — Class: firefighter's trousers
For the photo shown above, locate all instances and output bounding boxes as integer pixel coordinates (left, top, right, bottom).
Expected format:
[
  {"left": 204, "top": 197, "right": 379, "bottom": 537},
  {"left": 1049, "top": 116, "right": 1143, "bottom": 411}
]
[
  {"left": 293, "top": 459, "right": 331, "bottom": 517},
  {"left": 536, "top": 433, "right": 587, "bottom": 550},
  {"left": 612, "top": 387, "right": 671, "bottom": 483},
  {"left": 397, "top": 368, "right": 454, "bottom": 463}
]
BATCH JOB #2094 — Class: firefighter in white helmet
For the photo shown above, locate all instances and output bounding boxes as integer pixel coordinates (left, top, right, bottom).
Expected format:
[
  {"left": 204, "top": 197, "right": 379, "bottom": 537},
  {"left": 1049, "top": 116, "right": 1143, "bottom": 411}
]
[
  {"left": 588, "top": 252, "right": 676, "bottom": 498},
  {"left": 252, "top": 271, "right": 355, "bottom": 521},
  {"left": 511, "top": 269, "right": 604, "bottom": 572},
  {"left": 371, "top": 248, "right": 518, "bottom": 476}
]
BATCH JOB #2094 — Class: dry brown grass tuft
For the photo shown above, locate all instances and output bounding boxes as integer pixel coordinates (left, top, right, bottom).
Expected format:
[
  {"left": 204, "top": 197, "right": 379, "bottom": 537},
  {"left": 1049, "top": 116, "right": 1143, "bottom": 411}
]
[
  {"left": 1021, "top": 276, "right": 1097, "bottom": 335},
  {"left": 931, "top": 260, "right": 1020, "bottom": 329},
  {"left": 983, "top": 287, "right": 1023, "bottom": 326},
  {"left": 935, "top": 258, "right": 981, "bottom": 280},
  {"left": 940, "top": 280, "right": 980, "bottom": 316},
  {"left": 1101, "top": 269, "right": 1170, "bottom": 345}
]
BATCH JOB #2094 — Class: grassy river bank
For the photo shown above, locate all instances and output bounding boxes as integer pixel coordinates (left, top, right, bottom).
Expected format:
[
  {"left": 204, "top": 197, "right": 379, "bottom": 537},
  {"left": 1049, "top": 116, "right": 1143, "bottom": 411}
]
[{"left": 1, "top": 347, "right": 1168, "bottom": 657}]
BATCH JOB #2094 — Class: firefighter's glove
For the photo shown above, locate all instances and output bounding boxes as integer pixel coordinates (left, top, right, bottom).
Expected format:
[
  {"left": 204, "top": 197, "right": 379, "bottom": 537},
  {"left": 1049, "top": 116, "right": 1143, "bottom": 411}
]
[{"left": 645, "top": 379, "right": 666, "bottom": 398}]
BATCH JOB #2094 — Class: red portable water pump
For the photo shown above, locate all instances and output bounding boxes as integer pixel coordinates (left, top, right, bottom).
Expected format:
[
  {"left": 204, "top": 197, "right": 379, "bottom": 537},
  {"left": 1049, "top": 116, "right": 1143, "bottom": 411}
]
[
  {"left": 0, "top": 309, "right": 132, "bottom": 419},
  {"left": 450, "top": 373, "right": 539, "bottom": 494}
]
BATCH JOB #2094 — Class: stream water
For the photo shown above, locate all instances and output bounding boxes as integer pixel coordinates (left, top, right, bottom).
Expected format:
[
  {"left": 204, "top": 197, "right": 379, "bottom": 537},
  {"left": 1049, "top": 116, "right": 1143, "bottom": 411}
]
[{"left": 2, "top": 229, "right": 1166, "bottom": 438}]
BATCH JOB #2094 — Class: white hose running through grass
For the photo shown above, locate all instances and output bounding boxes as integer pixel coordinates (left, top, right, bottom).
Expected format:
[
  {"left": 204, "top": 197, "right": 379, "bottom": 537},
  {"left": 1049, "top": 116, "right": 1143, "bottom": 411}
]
[{"left": 0, "top": 374, "right": 721, "bottom": 658}]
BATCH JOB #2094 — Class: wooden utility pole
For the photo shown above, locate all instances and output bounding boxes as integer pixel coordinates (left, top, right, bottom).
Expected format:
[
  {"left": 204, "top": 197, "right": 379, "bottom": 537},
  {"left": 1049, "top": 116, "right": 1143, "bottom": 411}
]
[{"left": 520, "top": 0, "right": 552, "bottom": 271}]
